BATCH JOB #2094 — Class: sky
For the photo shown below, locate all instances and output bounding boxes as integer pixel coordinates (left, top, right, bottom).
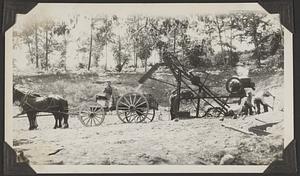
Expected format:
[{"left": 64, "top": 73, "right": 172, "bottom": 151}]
[{"left": 12, "top": 3, "right": 281, "bottom": 72}]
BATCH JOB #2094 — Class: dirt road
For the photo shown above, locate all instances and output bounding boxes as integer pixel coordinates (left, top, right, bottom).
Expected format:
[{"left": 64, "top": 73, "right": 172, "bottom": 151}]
[{"left": 13, "top": 109, "right": 283, "bottom": 165}]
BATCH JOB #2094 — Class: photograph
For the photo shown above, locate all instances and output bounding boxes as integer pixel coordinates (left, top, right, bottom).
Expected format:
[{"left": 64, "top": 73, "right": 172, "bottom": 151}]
[{"left": 4, "top": 2, "right": 294, "bottom": 173}]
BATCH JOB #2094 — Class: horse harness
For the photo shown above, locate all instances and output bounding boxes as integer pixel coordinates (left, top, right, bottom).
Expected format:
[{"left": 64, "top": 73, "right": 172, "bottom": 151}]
[{"left": 19, "top": 93, "right": 60, "bottom": 112}]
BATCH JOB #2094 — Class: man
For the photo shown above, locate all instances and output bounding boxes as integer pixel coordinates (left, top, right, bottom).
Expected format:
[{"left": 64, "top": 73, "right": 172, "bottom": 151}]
[
  {"left": 234, "top": 92, "right": 254, "bottom": 119},
  {"left": 103, "top": 81, "right": 113, "bottom": 108},
  {"left": 168, "top": 89, "right": 194, "bottom": 120},
  {"left": 169, "top": 90, "right": 179, "bottom": 121},
  {"left": 254, "top": 90, "right": 275, "bottom": 114},
  {"left": 244, "top": 92, "right": 255, "bottom": 116}
]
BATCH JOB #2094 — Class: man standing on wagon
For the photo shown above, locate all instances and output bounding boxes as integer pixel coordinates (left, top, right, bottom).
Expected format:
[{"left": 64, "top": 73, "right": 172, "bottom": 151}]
[{"left": 103, "top": 81, "right": 113, "bottom": 108}]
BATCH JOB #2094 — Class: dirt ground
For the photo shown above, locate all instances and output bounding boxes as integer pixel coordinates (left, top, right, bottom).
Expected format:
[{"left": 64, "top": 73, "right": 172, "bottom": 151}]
[
  {"left": 13, "top": 107, "right": 283, "bottom": 165},
  {"left": 12, "top": 71, "right": 284, "bottom": 165}
]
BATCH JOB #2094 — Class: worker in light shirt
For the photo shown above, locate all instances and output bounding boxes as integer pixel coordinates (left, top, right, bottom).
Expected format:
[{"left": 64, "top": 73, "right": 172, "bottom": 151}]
[{"left": 253, "top": 90, "right": 275, "bottom": 114}]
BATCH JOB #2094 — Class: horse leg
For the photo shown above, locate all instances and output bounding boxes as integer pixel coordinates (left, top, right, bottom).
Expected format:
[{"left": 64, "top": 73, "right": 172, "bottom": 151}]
[
  {"left": 27, "top": 113, "right": 34, "bottom": 130},
  {"left": 63, "top": 114, "right": 69, "bottom": 128},
  {"left": 53, "top": 113, "right": 58, "bottom": 129},
  {"left": 58, "top": 113, "right": 62, "bottom": 128},
  {"left": 32, "top": 113, "right": 38, "bottom": 129},
  {"left": 62, "top": 101, "right": 69, "bottom": 129}
]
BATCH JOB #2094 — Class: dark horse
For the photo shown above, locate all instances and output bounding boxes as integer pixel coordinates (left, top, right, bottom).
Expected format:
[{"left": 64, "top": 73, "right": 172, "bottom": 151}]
[{"left": 13, "top": 87, "right": 69, "bottom": 130}]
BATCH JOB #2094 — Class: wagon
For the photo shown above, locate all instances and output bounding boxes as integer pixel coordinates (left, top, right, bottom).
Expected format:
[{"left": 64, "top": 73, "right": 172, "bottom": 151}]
[{"left": 78, "top": 92, "right": 159, "bottom": 127}]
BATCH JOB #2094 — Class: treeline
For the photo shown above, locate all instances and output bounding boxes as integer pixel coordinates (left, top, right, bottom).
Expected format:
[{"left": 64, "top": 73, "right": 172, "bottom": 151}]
[{"left": 13, "top": 12, "right": 283, "bottom": 73}]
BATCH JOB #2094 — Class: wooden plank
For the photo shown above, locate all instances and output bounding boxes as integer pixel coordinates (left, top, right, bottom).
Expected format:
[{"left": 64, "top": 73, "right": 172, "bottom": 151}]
[
  {"left": 255, "top": 118, "right": 268, "bottom": 124},
  {"left": 221, "top": 123, "right": 254, "bottom": 135}
]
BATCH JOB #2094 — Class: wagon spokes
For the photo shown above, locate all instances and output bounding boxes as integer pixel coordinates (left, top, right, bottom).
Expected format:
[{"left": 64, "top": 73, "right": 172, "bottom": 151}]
[
  {"left": 119, "top": 101, "right": 130, "bottom": 108},
  {"left": 144, "top": 109, "right": 155, "bottom": 122},
  {"left": 123, "top": 95, "right": 132, "bottom": 106},
  {"left": 116, "top": 92, "right": 149, "bottom": 123},
  {"left": 78, "top": 102, "right": 105, "bottom": 127}
]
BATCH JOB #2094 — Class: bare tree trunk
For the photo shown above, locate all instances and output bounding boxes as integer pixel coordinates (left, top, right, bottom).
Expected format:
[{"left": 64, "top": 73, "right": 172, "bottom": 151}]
[
  {"left": 104, "top": 18, "right": 108, "bottom": 71},
  {"left": 229, "top": 24, "right": 233, "bottom": 65},
  {"left": 133, "top": 40, "right": 137, "bottom": 70},
  {"left": 252, "top": 23, "right": 261, "bottom": 68},
  {"left": 215, "top": 18, "right": 225, "bottom": 64},
  {"left": 116, "top": 36, "right": 126, "bottom": 72},
  {"left": 45, "top": 30, "right": 49, "bottom": 71},
  {"left": 136, "top": 20, "right": 140, "bottom": 69},
  {"left": 25, "top": 38, "right": 34, "bottom": 64},
  {"left": 105, "top": 42, "right": 108, "bottom": 71},
  {"left": 88, "top": 19, "right": 93, "bottom": 71},
  {"left": 118, "top": 36, "right": 121, "bottom": 66},
  {"left": 63, "top": 35, "right": 67, "bottom": 71},
  {"left": 217, "top": 29, "right": 224, "bottom": 63},
  {"left": 35, "top": 25, "right": 39, "bottom": 69}
]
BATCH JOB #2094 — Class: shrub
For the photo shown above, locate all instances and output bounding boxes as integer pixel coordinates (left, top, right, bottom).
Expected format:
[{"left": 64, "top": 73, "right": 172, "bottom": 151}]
[
  {"left": 214, "top": 51, "right": 239, "bottom": 66},
  {"left": 185, "top": 45, "right": 212, "bottom": 68}
]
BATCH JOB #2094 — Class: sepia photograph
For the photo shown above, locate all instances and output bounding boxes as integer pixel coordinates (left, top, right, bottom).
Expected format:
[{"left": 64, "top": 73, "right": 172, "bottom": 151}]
[{"left": 4, "top": 3, "right": 294, "bottom": 173}]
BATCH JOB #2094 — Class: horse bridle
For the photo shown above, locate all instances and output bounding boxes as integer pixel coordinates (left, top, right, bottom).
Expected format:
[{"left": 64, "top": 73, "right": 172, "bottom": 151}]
[
  {"left": 17, "top": 91, "right": 49, "bottom": 111},
  {"left": 13, "top": 91, "right": 28, "bottom": 115},
  {"left": 18, "top": 92, "right": 35, "bottom": 110}
]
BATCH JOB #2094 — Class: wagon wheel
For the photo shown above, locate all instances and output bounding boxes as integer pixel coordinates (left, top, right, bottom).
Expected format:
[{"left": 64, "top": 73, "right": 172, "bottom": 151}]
[
  {"left": 205, "top": 107, "right": 225, "bottom": 118},
  {"left": 78, "top": 102, "right": 105, "bottom": 127},
  {"left": 124, "top": 110, "right": 154, "bottom": 123},
  {"left": 143, "top": 109, "right": 155, "bottom": 122},
  {"left": 116, "top": 92, "right": 149, "bottom": 123},
  {"left": 226, "top": 77, "right": 242, "bottom": 94}
]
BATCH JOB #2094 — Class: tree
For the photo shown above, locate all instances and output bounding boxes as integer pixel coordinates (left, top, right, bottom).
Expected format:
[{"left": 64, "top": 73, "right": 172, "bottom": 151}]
[
  {"left": 112, "top": 35, "right": 130, "bottom": 72},
  {"left": 147, "top": 17, "right": 190, "bottom": 65},
  {"left": 94, "top": 16, "right": 115, "bottom": 71},
  {"left": 213, "top": 15, "right": 226, "bottom": 59},
  {"left": 224, "top": 14, "right": 240, "bottom": 66},
  {"left": 40, "top": 19, "right": 56, "bottom": 71},
  {"left": 53, "top": 22, "right": 71, "bottom": 70},
  {"left": 87, "top": 18, "right": 94, "bottom": 70},
  {"left": 14, "top": 20, "right": 45, "bottom": 69},
  {"left": 13, "top": 24, "right": 35, "bottom": 64},
  {"left": 76, "top": 16, "right": 110, "bottom": 71},
  {"left": 126, "top": 16, "right": 143, "bottom": 69},
  {"left": 125, "top": 16, "right": 152, "bottom": 71},
  {"left": 53, "top": 15, "right": 78, "bottom": 71},
  {"left": 238, "top": 12, "right": 271, "bottom": 67},
  {"left": 34, "top": 22, "right": 39, "bottom": 69}
]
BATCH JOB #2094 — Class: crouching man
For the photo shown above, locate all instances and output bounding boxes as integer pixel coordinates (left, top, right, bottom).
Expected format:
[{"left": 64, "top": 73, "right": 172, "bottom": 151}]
[{"left": 254, "top": 90, "right": 275, "bottom": 114}]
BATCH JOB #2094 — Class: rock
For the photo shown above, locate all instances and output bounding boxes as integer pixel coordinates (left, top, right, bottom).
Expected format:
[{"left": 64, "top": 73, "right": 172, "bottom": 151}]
[{"left": 219, "top": 154, "right": 235, "bottom": 165}]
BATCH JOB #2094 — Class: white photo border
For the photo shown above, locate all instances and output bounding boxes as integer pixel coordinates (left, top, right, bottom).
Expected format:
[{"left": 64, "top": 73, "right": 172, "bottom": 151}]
[{"left": 4, "top": 2, "right": 294, "bottom": 174}]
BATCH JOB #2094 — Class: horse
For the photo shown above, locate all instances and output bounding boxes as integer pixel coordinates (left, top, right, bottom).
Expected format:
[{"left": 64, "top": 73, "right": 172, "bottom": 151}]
[{"left": 13, "top": 87, "right": 69, "bottom": 130}]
